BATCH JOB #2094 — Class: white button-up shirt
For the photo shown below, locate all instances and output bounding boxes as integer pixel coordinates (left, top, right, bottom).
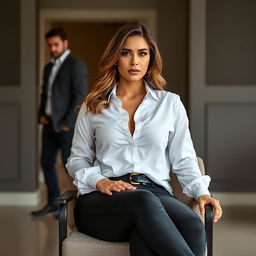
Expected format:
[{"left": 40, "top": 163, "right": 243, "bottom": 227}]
[{"left": 66, "top": 82, "right": 211, "bottom": 199}]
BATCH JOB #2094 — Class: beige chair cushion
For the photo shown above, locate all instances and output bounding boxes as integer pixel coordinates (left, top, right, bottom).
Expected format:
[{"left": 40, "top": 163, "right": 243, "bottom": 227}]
[{"left": 63, "top": 232, "right": 129, "bottom": 256}]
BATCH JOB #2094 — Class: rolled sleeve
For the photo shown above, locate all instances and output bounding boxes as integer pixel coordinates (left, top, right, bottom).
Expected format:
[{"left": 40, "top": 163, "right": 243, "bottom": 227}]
[
  {"left": 183, "top": 175, "right": 211, "bottom": 199},
  {"left": 73, "top": 167, "right": 106, "bottom": 195}
]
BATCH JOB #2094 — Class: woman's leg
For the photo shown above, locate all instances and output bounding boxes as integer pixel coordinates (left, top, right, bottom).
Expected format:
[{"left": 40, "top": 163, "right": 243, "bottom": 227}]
[
  {"left": 74, "top": 189, "right": 195, "bottom": 256},
  {"left": 157, "top": 194, "right": 206, "bottom": 256},
  {"left": 129, "top": 228, "right": 157, "bottom": 256}
]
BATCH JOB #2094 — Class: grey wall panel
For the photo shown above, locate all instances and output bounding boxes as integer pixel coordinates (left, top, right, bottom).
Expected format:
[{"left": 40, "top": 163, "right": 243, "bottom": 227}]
[
  {"left": 206, "top": 103, "right": 256, "bottom": 191},
  {"left": 0, "top": 103, "right": 20, "bottom": 181},
  {"left": 206, "top": 0, "right": 256, "bottom": 85},
  {"left": 0, "top": 1, "right": 20, "bottom": 86},
  {"left": 0, "top": 0, "right": 37, "bottom": 192}
]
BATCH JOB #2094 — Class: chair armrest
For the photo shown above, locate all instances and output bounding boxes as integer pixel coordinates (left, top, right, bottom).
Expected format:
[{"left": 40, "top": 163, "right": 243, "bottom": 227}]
[
  {"left": 55, "top": 190, "right": 77, "bottom": 256},
  {"left": 55, "top": 190, "right": 77, "bottom": 205},
  {"left": 205, "top": 204, "right": 213, "bottom": 256}
]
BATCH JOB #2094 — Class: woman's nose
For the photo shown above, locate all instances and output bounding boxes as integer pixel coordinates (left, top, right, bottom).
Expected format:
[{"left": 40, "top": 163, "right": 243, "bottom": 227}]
[{"left": 131, "top": 54, "right": 139, "bottom": 66}]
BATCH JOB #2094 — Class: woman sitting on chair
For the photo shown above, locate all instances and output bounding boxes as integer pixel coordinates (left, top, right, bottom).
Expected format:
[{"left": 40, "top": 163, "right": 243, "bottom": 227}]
[{"left": 66, "top": 23, "right": 222, "bottom": 256}]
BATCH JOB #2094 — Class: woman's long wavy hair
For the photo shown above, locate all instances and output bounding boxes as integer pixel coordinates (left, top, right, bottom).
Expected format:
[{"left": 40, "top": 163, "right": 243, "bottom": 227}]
[{"left": 85, "top": 23, "right": 166, "bottom": 114}]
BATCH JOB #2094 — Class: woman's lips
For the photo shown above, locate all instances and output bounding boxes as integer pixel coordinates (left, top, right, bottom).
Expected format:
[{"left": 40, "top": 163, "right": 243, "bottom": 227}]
[{"left": 128, "top": 69, "right": 140, "bottom": 75}]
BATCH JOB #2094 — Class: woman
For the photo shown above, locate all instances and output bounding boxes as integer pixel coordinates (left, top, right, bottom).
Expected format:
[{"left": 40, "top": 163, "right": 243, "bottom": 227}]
[{"left": 66, "top": 23, "right": 222, "bottom": 256}]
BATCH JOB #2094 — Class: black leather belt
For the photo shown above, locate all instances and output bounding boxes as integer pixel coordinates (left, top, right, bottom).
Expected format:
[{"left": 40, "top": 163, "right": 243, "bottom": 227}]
[
  {"left": 109, "top": 173, "right": 155, "bottom": 186},
  {"left": 129, "top": 173, "right": 153, "bottom": 185}
]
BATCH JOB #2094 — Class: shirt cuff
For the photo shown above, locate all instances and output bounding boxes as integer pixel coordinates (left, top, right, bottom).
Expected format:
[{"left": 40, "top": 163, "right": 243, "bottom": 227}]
[
  {"left": 182, "top": 175, "right": 211, "bottom": 200},
  {"left": 87, "top": 172, "right": 107, "bottom": 189},
  {"left": 73, "top": 179, "right": 91, "bottom": 195},
  {"left": 74, "top": 166, "right": 106, "bottom": 190}
]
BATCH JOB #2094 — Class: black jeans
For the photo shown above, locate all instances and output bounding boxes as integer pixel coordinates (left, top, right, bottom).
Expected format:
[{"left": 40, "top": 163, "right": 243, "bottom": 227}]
[
  {"left": 74, "top": 177, "right": 206, "bottom": 256},
  {"left": 40, "top": 121, "right": 74, "bottom": 205}
]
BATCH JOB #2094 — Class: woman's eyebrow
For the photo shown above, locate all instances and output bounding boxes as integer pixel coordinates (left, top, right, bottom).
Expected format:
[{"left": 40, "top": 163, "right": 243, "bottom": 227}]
[{"left": 122, "top": 48, "right": 149, "bottom": 51}]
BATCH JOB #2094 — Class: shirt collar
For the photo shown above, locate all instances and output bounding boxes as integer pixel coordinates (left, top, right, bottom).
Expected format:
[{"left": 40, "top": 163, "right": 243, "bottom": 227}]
[
  {"left": 144, "top": 81, "right": 159, "bottom": 101},
  {"left": 107, "top": 84, "right": 117, "bottom": 102},
  {"left": 108, "top": 81, "right": 159, "bottom": 102},
  {"left": 50, "top": 49, "right": 71, "bottom": 64}
]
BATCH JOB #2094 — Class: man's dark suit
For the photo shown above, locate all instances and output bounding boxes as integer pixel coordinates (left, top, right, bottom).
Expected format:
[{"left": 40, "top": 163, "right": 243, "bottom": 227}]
[
  {"left": 39, "top": 53, "right": 87, "bottom": 132},
  {"left": 38, "top": 53, "right": 87, "bottom": 207}
]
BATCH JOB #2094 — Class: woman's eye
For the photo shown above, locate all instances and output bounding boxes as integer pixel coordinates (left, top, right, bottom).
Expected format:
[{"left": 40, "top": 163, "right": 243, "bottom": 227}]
[
  {"left": 121, "top": 51, "right": 130, "bottom": 56},
  {"left": 139, "top": 52, "right": 148, "bottom": 57}
]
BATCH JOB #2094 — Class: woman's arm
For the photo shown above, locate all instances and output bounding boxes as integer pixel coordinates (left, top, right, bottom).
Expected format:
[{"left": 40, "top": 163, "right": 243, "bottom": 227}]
[
  {"left": 168, "top": 95, "right": 211, "bottom": 199},
  {"left": 168, "top": 95, "right": 222, "bottom": 221},
  {"left": 66, "top": 104, "right": 106, "bottom": 194}
]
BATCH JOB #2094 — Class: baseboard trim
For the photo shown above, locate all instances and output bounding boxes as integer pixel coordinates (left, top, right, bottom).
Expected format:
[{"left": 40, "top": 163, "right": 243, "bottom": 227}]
[
  {"left": 0, "top": 191, "right": 40, "bottom": 206},
  {"left": 0, "top": 191, "right": 255, "bottom": 206},
  {"left": 211, "top": 192, "right": 256, "bottom": 206}
]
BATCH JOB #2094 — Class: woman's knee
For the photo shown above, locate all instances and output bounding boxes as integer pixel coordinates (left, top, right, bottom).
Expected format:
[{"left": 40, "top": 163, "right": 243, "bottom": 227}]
[
  {"left": 125, "top": 189, "right": 163, "bottom": 217},
  {"left": 128, "top": 190, "right": 159, "bottom": 205}
]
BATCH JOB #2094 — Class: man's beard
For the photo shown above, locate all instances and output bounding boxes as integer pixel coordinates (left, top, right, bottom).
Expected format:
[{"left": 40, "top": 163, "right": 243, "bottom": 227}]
[{"left": 51, "top": 50, "right": 64, "bottom": 59}]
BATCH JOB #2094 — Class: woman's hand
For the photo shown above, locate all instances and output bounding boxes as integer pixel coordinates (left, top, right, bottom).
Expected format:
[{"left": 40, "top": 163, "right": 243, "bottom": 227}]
[
  {"left": 96, "top": 178, "right": 137, "bottom": 195},
  {"left": 197, "top": 195, "right": 223, "bottom": 223}
]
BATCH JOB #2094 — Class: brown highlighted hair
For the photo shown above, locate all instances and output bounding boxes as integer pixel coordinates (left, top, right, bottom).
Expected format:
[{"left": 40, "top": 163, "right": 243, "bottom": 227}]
[{"left": 85, "top": 23, "right": 166, "bottom": 114}]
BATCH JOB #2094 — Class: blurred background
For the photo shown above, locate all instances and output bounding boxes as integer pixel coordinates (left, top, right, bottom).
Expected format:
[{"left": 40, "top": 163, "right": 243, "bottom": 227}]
[{"left": 0, "top": 0, "right": 255, "bottom": 255}]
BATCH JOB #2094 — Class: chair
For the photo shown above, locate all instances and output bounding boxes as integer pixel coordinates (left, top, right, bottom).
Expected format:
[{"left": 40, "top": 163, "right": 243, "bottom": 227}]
[{"left": 55, "top": 157, "right": 213, "bottom": 256}]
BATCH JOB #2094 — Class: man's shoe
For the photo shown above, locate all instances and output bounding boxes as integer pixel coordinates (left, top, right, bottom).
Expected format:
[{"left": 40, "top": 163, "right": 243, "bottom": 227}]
[{"left": 31, "top": 204, "right": 58, "bottom": 217}]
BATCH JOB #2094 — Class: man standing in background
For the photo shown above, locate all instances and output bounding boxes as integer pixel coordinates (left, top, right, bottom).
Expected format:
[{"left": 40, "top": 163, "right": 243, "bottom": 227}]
[{"left": 31, "top": 28, "right": 88, "bottom": 217}]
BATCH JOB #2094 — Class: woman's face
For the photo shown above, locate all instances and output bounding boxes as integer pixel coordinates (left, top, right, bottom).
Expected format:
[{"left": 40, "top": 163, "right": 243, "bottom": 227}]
[{"left": 117, "top": 35, "right": 150, "bottom": 83}]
